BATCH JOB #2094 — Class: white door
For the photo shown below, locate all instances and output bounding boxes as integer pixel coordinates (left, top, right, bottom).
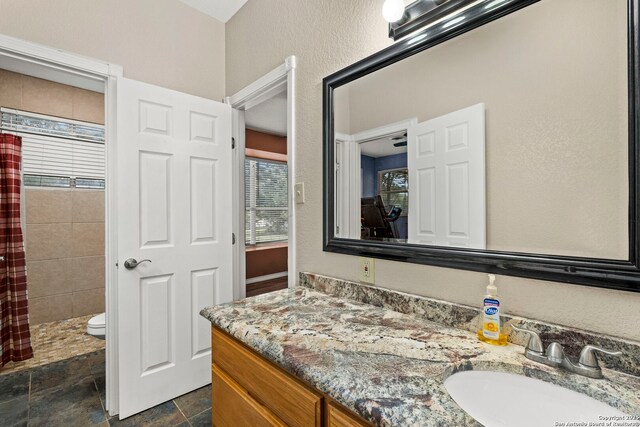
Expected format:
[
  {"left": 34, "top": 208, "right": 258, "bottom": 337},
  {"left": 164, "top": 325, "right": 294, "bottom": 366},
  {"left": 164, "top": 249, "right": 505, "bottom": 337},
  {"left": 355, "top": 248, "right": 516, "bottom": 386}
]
[
  {"left": 116, "top": 77, "right": 233, "bottom": 418},
  {"left": 407, "top": 103, "right": 485, "bottom": 248}
]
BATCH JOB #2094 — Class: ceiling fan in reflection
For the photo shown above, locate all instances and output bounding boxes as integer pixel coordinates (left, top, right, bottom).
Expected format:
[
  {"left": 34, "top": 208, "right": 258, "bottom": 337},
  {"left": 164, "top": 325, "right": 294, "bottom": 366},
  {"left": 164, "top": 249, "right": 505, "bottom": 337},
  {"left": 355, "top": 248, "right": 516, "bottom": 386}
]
[{"left": 392, "top": 132, "right": 407, "bottom": 147}]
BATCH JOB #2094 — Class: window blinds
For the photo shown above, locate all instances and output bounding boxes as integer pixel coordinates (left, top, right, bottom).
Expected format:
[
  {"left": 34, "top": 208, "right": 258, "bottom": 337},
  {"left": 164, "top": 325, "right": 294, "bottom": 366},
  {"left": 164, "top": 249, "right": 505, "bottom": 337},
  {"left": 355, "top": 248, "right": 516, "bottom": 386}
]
[
  {"left": 378, "top": 169, "right": 409, "bottom": 215},
  {"left": 1, "top": 108, "right": 105, "bottom": 188},
  {"left": 21, "top": 133, "right": 105, "bottom": 179},
  {"left": 244, "top": 158, "right": 288, "bottom": 245}
]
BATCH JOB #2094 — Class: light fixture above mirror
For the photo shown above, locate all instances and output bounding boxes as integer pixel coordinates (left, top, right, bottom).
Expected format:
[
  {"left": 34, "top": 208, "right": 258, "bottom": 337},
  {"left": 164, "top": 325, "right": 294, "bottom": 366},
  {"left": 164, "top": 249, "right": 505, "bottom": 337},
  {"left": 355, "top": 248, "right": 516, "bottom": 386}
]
[
  {"left": 382, "top": 0, "right": 406, "bottom": 23},
  {"left": 388, "top": 0, "right": 477, "bottom": 40}
]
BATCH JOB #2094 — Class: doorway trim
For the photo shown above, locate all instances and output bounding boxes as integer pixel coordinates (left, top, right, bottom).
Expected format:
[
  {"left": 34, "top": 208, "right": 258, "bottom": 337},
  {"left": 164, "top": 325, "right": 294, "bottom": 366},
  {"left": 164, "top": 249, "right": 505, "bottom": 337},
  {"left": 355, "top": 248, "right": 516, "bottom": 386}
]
[
  {"left": 0, "top": 33, "right": 122, "bottom": 416},
  {"left": 334, "top": 118, "right": 417, "bottom": 240},
  {"left": 225, "top": 56, "right": 297, "bottom": 299}
]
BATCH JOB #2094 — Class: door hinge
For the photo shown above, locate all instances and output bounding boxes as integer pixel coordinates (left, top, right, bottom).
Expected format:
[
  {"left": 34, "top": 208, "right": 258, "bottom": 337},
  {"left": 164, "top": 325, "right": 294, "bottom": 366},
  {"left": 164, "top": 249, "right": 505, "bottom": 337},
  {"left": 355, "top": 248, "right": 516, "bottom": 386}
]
[
  {"left": 232, "top": 137, "right": 236, "bottom": 149},
  {"left": 232, "top": 233, "right": 236, "bottom": 245}
]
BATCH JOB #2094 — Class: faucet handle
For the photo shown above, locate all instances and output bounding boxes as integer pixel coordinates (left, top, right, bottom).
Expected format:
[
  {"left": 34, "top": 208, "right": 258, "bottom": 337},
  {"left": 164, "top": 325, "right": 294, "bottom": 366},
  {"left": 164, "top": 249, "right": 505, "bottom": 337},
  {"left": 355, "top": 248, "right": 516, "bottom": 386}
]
[
  {"left": 545, "top": 342, "right": 565, "bottom": 364},
  {"left": 511, "top": 325, "right": 544, "bottom": 354},
  {"left": 578, "top": 345, "right": 622, "bottom": 368}
]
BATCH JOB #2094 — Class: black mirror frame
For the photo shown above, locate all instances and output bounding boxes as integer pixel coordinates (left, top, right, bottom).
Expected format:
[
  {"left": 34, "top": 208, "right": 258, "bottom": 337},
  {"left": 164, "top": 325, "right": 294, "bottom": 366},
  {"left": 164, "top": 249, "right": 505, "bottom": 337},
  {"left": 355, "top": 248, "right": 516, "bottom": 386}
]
[{"left": 323, "top": 0, "right": 640, "bottom": 293}]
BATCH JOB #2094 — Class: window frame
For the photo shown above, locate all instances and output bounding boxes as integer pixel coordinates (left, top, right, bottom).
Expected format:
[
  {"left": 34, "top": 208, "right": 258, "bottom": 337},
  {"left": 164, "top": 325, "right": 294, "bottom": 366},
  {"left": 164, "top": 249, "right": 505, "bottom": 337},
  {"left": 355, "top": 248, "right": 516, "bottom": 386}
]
[
  {"left": 2, "top": 108, "right": 106, "bottom": 190},
  {"left": 377, "top": 167, "right": 409, "bottom": 217},
  {"left": 244, "top": 156, "right": 289, "bottom": 246}
]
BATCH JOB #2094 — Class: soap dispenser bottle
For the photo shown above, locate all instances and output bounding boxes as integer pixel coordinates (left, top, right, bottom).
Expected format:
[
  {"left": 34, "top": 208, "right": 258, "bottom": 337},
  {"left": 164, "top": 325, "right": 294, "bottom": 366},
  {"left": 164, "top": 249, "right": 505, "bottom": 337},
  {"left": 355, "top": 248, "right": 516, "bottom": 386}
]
[{"left": 477, "top": 274, "right": 508, "bottom": 346}]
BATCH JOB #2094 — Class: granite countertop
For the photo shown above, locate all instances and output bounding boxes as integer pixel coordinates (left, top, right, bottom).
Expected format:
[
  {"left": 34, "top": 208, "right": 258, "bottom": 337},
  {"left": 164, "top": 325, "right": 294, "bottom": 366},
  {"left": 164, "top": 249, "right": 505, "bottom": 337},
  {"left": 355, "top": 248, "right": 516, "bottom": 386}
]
[{"left": 200, "top": 287, "right": 640, "bottom": 427}]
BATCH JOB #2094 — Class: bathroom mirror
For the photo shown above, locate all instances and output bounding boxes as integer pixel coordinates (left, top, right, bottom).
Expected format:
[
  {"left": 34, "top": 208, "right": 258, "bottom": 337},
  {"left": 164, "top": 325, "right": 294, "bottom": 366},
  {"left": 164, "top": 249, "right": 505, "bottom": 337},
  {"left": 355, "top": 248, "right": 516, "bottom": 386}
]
[{"left": 323, "top": 0, "right": 640, "bottom": 291}]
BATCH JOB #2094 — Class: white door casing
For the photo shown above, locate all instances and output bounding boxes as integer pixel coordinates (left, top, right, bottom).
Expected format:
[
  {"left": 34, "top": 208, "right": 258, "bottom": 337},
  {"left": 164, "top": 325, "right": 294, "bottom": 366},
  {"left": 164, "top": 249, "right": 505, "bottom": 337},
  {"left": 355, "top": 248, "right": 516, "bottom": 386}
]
[
  {"left": 408, "top": 103, "right": 485, "bottom": 248},
  {"left": 334, "top": 134, "right": 360, "bottom": 239},
  {"left": 230, "top": 108, "right": 246, "bottom": 300},
  {"left": 116, "top": 77, "right": 233, "bottom": 418},
  {"left": 335, "top": 119, "right": 417, "bottom": 241}
]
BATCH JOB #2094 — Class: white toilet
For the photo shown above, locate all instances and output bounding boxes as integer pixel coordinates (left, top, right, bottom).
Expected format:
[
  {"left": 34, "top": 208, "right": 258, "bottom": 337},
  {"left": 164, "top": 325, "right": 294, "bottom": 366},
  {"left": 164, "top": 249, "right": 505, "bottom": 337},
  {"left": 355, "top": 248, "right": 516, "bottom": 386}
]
[{"left": 87, "top": 312, "right": 106, "bottom": 339}]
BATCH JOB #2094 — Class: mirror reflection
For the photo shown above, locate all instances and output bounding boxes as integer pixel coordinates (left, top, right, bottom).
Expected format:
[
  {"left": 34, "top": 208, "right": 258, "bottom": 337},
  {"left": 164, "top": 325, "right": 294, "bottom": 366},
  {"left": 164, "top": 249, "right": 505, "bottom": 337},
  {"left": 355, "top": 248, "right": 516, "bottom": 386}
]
[
  {"left": 333, "top": 0, "right": 628, "bottom": 259},
  {"left": 360, "top": 134, "right": 408, "bottom": 241}
]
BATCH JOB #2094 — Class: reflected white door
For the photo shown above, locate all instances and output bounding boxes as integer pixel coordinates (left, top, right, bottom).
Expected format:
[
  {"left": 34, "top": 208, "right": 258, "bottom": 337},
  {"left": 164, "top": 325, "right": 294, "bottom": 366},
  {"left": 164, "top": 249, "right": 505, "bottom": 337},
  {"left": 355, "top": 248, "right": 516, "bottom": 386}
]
[
  {"left": 407, "top": 103, "right": 485, "bottom": 248},
  {"left": 116, "top": 77, "right": 232, "bottom": 418}
]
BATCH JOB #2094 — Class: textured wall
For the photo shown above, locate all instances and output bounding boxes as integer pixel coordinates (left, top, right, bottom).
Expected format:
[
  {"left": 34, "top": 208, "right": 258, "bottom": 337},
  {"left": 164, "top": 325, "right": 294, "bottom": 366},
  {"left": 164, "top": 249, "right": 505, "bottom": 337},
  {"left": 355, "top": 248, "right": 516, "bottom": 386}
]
[
  {"left": 226, "top": 0, "right": 640, "bottom": 341},
  {"left": 0, "top": 0, "right": 225, "bottom": 100}
]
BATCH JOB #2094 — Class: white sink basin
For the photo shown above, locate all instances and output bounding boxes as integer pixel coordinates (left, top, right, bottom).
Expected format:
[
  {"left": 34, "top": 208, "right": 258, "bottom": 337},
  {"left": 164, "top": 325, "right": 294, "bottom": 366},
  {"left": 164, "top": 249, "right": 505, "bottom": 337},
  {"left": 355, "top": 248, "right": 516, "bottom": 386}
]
[{"left": 444, "top": 371, "right": 627, "bottom": 427}]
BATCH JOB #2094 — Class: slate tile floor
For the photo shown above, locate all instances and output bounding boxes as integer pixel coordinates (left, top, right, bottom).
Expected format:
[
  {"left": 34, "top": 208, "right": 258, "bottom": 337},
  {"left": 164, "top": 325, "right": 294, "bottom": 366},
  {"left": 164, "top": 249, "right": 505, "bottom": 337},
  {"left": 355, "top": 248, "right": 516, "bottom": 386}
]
[{"left": 0, "top": 350, "right": 212, "bottom": 426}]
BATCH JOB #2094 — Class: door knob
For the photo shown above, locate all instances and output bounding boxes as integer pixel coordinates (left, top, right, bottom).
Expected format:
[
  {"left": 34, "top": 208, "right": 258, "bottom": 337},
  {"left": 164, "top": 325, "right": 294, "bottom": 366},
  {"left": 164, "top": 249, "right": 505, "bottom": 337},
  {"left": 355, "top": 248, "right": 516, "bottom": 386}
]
[{"left": 124, "top": 258, "right": 152, "bottom": 269}]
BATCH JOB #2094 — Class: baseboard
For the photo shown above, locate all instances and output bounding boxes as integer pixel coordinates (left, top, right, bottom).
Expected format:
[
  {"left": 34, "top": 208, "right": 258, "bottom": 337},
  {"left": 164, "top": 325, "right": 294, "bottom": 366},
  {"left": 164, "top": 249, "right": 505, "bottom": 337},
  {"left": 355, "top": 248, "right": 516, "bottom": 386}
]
[{"left": 245, "top": 271, "right": 288, "bottom": 285}]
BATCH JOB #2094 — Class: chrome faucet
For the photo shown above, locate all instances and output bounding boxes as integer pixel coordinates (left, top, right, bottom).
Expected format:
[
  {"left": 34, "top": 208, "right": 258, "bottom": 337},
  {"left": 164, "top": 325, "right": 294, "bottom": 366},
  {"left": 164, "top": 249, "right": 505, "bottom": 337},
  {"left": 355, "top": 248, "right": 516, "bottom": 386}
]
[{"left": 511, "top": 325, "right": 622, "bottom": 379}]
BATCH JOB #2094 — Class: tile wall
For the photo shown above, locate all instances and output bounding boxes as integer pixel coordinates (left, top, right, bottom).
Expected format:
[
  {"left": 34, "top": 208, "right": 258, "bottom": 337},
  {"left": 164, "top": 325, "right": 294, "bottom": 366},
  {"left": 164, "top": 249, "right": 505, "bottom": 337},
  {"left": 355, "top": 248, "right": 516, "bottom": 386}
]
[
  {"left": 25, "top": 190, "right": 105, "bottom": 324},
  {"left": 0, "top": 69, "right": 104, "bottom": 124}
]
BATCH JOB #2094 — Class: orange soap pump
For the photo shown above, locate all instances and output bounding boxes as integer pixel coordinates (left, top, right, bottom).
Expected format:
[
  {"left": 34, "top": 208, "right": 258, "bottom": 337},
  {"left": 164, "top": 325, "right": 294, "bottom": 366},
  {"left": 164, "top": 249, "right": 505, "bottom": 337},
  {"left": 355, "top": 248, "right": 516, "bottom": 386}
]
[{"left": 477, "top": 274, "right": 508, "bottom": 346}]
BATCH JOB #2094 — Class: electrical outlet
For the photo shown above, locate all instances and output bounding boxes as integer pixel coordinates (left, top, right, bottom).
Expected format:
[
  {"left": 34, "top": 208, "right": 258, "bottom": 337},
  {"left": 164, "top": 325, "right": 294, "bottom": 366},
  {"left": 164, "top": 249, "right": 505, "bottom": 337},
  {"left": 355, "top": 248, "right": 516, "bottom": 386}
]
[{"left": 359, "top": 257, "right": 375, "bottom": 284}]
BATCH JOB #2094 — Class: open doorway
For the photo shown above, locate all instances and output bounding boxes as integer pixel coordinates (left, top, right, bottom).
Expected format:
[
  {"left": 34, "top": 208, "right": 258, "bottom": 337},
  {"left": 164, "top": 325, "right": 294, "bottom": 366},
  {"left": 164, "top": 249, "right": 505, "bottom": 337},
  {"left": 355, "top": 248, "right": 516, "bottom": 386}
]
[
  {"left": 243, "top": 91, "right": 289, "bottom": 297},
  {"left": 0, "top": 62, "right": 110, "bottom": 426},
  {"left": 228, "top": 57, "right": 296, "bottom": 300},
  {"left": 359, "top": 132, "right": 408, "bottom": 241},
  {"left": 0, "top": 67, "right": 107, "bottom": 368},
  {"left": 334, "top": 118, "right": 416, "bottom": 242}
]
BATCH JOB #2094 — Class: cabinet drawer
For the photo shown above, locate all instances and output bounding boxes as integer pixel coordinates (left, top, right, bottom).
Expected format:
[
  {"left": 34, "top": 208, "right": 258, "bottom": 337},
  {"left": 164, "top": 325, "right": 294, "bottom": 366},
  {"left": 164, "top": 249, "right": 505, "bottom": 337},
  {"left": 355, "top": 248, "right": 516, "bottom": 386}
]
[
  {"left": 326, "top": 401, "right": 371, "bottom": 427},
  {"left": 212, "top": 363, "right": 286, "bottom": 427},
  {"left": 212, "top": 327, "right": 322, "bottom": 427}
]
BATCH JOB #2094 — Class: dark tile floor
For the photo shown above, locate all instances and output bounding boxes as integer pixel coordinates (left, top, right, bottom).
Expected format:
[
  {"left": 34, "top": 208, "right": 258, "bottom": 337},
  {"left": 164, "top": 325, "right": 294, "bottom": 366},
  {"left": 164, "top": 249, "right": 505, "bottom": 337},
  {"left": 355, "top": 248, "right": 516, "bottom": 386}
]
[{"left": 0, "top": 350, "right": 212, "bottom": 427}]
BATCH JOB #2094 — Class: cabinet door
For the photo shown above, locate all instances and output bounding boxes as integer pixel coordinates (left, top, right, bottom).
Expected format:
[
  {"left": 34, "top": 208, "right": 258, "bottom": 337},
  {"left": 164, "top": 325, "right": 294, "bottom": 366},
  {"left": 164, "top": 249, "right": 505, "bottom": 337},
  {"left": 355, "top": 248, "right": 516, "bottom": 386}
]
[
  {"left": 212, "top": 364, "right": 286, "bottom": 427},
  {"left": 212, "top": 327, "right": 322, "bottom": 427},
  {"left": 326, "top": 402, "right": 371, "bottom": 427}
]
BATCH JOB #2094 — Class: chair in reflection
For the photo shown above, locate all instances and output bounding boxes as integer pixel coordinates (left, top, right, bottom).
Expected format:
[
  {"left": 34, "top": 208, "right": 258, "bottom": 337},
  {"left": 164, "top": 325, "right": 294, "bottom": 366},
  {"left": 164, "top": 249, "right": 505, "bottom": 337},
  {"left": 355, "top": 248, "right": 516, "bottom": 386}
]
[{"left": 361, "top": 196, "right": 402, "bottom": 239}]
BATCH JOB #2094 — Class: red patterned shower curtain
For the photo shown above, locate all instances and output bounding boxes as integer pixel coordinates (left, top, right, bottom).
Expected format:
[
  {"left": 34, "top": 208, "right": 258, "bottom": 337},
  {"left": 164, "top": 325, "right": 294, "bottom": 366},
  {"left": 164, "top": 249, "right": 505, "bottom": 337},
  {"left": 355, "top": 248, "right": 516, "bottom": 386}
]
[{"left": 0, "top": 133, "right": 33, "bottom": 367}]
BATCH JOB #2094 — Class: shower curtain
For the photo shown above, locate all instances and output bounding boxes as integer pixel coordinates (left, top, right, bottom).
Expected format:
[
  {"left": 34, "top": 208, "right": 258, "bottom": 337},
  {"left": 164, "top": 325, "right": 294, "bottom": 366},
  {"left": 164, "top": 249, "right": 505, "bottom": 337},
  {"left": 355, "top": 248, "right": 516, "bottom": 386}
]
[{"left": 0, "top": 133, "right": 33, "bottom": 367}]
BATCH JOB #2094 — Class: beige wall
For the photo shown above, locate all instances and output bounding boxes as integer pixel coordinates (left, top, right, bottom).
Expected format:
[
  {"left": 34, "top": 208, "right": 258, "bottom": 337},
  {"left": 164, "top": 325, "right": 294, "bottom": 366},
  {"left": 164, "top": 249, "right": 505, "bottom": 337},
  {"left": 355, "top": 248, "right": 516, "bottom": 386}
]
[
  {"left": 226, "top": 0, "right": 640, "bottom": 341},
  {"left": 0, "top": 0, "right": 225, "bottom": 100},
  {"left": 337, "top": 0, "right": 628, "bottom": 259},
  {"left": 26, "top": 189, "right": 105, "bottom": 324},
  {"left": 0, "top": 69, "right": 104, "bottom": 123}
]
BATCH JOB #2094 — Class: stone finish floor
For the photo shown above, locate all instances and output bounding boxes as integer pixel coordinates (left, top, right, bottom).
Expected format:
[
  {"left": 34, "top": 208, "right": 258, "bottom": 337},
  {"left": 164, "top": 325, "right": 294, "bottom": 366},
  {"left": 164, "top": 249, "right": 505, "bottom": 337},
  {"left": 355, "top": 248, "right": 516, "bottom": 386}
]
[
  {"left": 0, "top": 315, "right": 105, "bottom": 376},
  {"left": 0, "top": 349, "right": 212, "bottom": 426}
]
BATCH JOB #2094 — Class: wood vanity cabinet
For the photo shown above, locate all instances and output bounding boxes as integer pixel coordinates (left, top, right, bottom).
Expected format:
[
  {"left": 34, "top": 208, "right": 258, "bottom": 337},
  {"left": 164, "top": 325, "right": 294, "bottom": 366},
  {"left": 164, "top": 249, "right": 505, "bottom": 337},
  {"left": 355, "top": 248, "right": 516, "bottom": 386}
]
[{"left": 211, "top": 327, "right": 371, "bottom": 427}]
